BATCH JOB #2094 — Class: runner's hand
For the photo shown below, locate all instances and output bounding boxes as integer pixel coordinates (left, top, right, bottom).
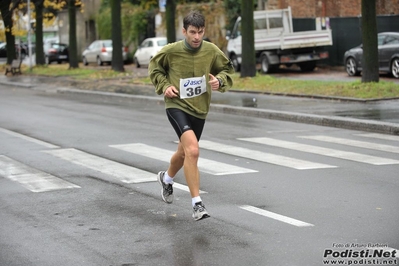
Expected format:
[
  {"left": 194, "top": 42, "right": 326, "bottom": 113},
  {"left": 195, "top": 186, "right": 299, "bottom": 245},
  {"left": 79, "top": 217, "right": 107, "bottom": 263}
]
[
  {"left": 165, "top": 86, "right": 179, "bottom": 98},
  {"left": 209, "top": 74, "right": 219, "bottom": 91}
]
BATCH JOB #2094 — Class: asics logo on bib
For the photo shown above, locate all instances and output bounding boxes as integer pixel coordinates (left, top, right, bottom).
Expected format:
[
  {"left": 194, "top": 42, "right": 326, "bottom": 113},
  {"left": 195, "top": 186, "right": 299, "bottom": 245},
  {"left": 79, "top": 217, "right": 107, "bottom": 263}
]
[
  {"left": 179, "top": 75, "right": 206, "bottom": 99},
  {"left": 184, "top": 79, "right": 203, "bottom": 87}
]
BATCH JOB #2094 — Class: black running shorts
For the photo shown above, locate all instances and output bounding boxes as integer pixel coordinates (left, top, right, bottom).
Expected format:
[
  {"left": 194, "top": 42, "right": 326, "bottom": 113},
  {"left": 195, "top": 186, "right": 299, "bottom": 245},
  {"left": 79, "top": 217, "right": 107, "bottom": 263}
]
[{"left": 166, "top": 108, "right": 205, "bottom": 140}]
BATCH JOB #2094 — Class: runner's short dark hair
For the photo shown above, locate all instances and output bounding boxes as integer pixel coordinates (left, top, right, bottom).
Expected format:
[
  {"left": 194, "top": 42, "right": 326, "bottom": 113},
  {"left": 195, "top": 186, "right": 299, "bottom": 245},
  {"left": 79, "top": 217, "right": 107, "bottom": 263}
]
[{"left": 183, "top": 10, "right": 205, "bottom": 30}]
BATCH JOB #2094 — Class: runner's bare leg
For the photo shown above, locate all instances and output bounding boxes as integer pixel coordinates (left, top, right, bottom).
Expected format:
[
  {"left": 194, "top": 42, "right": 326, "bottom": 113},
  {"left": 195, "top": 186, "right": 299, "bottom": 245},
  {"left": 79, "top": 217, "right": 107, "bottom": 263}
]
[{"left": 167, "top": 130, "right": 200, "bottom": 197}]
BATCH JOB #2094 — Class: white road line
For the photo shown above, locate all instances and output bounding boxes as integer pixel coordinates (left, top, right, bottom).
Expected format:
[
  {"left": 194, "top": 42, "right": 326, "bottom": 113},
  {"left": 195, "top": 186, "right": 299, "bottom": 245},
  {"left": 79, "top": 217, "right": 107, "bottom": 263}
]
[
  {"left": 0, "top": 127, "right": 60, "bottom": 149},
  {"left": 239, "top": 205, "right": 314, "bottom": 227},
  {"left": 299, "top": 135, "right": 399, "bottom": 154},
  {"left": 198, "top": 140, "right": 336, "bottom": 170},
  {"left": 356, "top": 133, "right": 399, "bottom": 142},
  {"left": 173, "top": 183, "right": 207, "bottom": 194},
  {"left": 43, "top": 148, "right": 156, "bottom": 183},
  {"left": 0, "top": 155, "right": 80, "bottom": 192},
  {"left": 239, "top": 137, "right": 399, "bottom": 165},
  {"left": 109, "top": 143, "right": 258, "bottom": 175}
]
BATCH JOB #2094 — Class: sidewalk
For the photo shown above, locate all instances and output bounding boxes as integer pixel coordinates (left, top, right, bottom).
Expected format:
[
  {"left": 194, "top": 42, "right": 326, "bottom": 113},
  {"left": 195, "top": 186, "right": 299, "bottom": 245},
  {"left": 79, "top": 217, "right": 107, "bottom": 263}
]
[{"left": 1, "top": 75, "right": 398, "bottom": 135}]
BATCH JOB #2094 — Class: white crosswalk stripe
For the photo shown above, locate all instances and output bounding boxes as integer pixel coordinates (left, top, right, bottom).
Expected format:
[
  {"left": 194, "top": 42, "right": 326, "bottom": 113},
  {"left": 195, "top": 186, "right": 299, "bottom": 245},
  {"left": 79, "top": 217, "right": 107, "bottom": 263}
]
[
  {"left": 3, "top": 133, "right": 398, "bottom": 196},
  {"left": 42, "top": 148, "right": 206, "bottom": 194},
  {"left": 43, "top": 148, "right": 156, "bottom": 183},
  {"left": 0, "top": 155, "right": 80, "bottom": 192},
  {"left": 299, "top": 135, "right": 399, "bottom": 154},
  {"left": 198, "top": 140, "right": 336, "bottom": 170},
  {"left": 356, "top": 133, "right": 399, "bottom": 142},
  {"left": 109, "top": 143, "right": 258, "bottom": 175},
  {"left": 239, "top": 137, "right": 399, "bottom": 165},
  {"left": 0, "top": 127, "right": 60, "bottom": 148},
  {"left": 3, "top": 133, "right": 398, "bottom": 228}
]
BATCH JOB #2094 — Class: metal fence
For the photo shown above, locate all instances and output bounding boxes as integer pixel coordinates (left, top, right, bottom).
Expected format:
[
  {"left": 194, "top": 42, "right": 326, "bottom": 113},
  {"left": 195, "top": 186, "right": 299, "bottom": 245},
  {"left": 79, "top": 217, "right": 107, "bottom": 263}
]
[{"left": 293, "top": 15, "right": 399, "bottom": 66}]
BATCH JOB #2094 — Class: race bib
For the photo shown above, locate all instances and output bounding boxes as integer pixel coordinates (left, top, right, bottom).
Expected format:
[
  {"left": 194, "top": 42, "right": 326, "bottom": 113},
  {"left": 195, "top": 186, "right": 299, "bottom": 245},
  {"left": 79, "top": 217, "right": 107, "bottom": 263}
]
[{"left": 179, "top": 75, "right": 207, "bottom": 99}]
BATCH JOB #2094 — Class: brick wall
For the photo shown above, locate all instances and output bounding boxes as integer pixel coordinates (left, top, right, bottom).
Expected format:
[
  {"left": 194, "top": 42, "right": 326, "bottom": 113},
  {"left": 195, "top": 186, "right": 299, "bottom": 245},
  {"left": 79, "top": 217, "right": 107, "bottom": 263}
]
[{"left": 265, "top": 0, "right": 399, "bottom": 17}]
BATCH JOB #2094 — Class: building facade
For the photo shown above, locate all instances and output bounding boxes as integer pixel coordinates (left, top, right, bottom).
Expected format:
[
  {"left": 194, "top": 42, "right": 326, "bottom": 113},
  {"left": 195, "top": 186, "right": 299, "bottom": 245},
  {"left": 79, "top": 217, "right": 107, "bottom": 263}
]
[
  {"left": 265, "top": 0, "right": 399, "bottom": 17},
  {"left": 57, "top": 0, "right": 101, "bottom": 56}
]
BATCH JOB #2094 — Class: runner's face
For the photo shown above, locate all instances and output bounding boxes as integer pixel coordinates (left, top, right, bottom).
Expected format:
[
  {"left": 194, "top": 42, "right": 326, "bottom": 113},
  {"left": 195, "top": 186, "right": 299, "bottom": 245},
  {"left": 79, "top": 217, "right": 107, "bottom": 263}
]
[{"left": 183, "top": 25, "right": 205, "bottom": 48}]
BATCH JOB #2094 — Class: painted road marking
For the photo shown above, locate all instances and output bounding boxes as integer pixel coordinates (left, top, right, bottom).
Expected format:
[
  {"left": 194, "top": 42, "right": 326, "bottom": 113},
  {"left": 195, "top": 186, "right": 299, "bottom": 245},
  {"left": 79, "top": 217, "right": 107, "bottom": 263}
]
[
  {"left": 173, "top": 183, "right": 207, "bottom": 194},
  {"left": 109, "top": 143, "right": 257, "bottom": 175},
  {"left": 198, "top": 140, "right": 336, "bottom": 170},
  {"left": 0, "top": 127, "right": 60, "bottom": 149},
  {"left": 43, "top": 148, "right": 156, "bottom": 183},
  {"left": 0, "top": 155, "right": 80, "bottom": 192},
  {"left": 299, "top": 135, "right": 399, "bottom": 154},
  {"left": 43, "top": 148, "right": 206, "bottom": 193},
  {"left": 356, "top": 133, "right": 399, "bottom": 142},
  {"left": 239, "top": 137, "right": 399, "bottom": 165},
  {"left": 239, "top": 205, "right": 314, "bottom": 227}
]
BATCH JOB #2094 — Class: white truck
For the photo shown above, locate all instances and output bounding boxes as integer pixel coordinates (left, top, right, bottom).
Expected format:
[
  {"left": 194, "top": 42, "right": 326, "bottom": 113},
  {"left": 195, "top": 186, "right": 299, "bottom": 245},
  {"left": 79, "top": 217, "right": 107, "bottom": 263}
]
[{"left": 226, "top": 7, "right": 333, "bottom": 73}]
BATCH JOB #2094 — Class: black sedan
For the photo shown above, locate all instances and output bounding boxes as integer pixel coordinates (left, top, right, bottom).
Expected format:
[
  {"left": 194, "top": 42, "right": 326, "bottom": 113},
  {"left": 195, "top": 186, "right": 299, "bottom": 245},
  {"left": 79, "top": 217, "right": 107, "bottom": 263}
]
[
  {"left": 0, "top": 42, "right": 28, "bottom": 59},
  {"left": 45, "top": 43, "right": 69, "bottom": 64},
  {"left": 344, "top": 32, "right": 399, "bottom": 79}
]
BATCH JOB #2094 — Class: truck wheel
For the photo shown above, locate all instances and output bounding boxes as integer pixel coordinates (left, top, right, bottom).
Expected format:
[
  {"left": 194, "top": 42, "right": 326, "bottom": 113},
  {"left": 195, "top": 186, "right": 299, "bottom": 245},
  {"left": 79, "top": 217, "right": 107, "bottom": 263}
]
[
  {"left": 299, "top": 61, "right": 316, "bottom": 72},
  {"left": 231, "top": 54, "right": 240, "bottom": 72},
  {"left": 260, "top": 54, "right": 273, "bottom": 74},
  {"left": 391, "top": 58, "right": 399, "bottom": 78}
]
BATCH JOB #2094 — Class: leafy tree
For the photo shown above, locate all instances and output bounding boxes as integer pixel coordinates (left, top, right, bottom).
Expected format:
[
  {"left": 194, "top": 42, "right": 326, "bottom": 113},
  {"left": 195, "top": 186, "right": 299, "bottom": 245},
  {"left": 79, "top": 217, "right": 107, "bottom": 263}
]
[
  {"left": 361, "top": 0, "right": 379, "bottom": 83},
  {"left": 240, "top": 0, "right": 256, "bottom": 77},
  {"left": 0, "top": 0, "right": 17, "bottom": 64},
  {"left": 68, "top": 0, "right": 78, "bottom": 68},
  {"left": 224, "top": 0, "right": 242, "bottom": 32},
  {"left": 111, "top": 0, "right": 124, "bottom": 72}
]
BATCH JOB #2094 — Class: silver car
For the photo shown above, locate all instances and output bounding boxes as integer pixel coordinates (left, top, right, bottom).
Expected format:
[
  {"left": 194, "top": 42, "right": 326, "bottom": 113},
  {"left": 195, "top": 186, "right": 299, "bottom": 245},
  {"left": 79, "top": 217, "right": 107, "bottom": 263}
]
[
  {"left": 134, "top": 37, "right": 167, "bottom": 68},
  {"left": 82, "top": 40, "right": 127, "bottom": 66},
  {"left": 344, "top": 32, "right": 399, "bottom": 78}
]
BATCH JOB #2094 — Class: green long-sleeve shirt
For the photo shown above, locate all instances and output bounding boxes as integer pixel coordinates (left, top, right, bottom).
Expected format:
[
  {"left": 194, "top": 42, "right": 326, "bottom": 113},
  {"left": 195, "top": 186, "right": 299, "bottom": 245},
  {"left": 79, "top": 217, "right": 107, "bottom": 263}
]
[{"left": 148, "top": 40, "right": 234, "bottom": 119}]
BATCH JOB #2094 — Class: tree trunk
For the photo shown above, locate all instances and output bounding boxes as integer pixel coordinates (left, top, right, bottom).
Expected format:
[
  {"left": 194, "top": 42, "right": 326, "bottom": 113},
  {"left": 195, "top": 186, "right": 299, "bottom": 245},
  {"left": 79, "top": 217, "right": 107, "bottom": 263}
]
[
  {"left": 68, "top": 0, "right": 79, "bottom": 69},
  {"left": 111, "top": 0, "right": 125, "bottom": 72},
  {"left": 0, "top": 0, "right": 16, "bottom": 64},
  {"left": 166, "top": 0, "right": 176, "bottom": 43},
  {"left": 240, "top": 0, "right": 256, "bottom": 77},
  {"left": 361, "top": 0, "right": 379, "bottom": 83},
  {"left": 34, "top": 0, "right": 45, "bottom": 66}
]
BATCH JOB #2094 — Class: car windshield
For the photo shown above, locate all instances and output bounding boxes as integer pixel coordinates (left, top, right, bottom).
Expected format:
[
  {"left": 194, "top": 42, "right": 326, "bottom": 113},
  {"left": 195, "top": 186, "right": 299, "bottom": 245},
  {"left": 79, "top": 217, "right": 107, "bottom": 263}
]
[
  {"left": 157, "top": 39, "right": 167, "bottom": 46},
  {"left": 51, "top": 44, "right": 63, "bottom": 49},
  {"left": 378, "top": 35, "right": 386, "bottom": 46}
]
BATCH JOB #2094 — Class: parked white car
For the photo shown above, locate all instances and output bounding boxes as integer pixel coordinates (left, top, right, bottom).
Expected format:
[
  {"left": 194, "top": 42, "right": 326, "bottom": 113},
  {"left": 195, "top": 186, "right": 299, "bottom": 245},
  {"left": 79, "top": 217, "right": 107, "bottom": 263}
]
[
  {"left": 134, "top": 37, "right": 167, "bottom": 68},
  {"left": 82, "top": 39, "right": 127, "bottom": 66}
]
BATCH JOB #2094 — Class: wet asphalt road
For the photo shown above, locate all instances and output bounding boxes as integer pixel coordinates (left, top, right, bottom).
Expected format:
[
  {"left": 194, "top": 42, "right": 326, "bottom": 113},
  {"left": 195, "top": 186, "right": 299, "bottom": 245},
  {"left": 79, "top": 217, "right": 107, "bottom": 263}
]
[{"left": 1, "top": 86, "right": 398, "bottom": 266}]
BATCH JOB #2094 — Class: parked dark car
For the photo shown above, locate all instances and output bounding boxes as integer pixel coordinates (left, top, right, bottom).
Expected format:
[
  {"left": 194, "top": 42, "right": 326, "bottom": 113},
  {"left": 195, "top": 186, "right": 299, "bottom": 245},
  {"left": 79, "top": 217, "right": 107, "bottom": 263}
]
[
  {"left": 0, "top": 42, "right": 28, "bottom": 59},
  {"left": 344, "top": 32, "right": 399, "bottom": 79},
  {"left": 45, "top": 43, "right": 69, "bottom": 64}
]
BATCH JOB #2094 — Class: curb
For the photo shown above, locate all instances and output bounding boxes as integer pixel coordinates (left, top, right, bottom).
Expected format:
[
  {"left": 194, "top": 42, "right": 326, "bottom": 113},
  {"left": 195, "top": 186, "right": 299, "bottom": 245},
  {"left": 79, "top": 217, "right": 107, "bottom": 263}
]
[
  {"left": 0, "top": 80, "right": 34, "bottom": 88},
  {"left": 56, "top": 87, "right": 399, "bottom": 136},
  {"left": 210, "top": 104, "right": 399, "bottom": 135}
]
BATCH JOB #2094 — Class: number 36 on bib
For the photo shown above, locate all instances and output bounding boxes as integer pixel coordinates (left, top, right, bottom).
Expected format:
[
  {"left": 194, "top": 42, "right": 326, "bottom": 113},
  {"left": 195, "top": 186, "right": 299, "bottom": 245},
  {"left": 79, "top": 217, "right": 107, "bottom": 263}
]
[{"left": 179, "top": 75, "right": 207, "bottom": 99}]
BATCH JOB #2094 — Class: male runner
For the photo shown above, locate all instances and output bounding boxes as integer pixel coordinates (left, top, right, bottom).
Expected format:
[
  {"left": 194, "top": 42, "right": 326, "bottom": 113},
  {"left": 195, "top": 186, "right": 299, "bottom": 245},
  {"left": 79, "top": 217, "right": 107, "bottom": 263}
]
[{"left": 148, "top": 10, "right": 234, "bottom": 221}]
